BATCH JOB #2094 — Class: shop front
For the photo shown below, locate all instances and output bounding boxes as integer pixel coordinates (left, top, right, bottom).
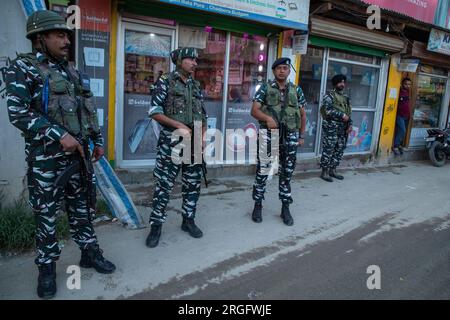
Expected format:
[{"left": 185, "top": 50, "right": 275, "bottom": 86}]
[
  {"left": 404, "top": 37, "right": 450, "bottom": 148},
  {"left": 297, "top": 17, "right": 404, "bottom": 158},
  {"left": 113, "top": 0, "right": 309, "bottom": 168}
]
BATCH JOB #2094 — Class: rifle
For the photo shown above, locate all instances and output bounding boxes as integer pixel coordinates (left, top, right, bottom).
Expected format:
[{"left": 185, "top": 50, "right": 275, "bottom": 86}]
[
  {"left": 187, "top": 124, "right": 208, "bottom": 188},
  {"left": 264, "top": 107, "right": 288, "bottom": 178},
  {"left": 343, "top": 96, "right": 352, "bottom": 149},
  {"left": 343, "top": 118, "right": 352, "bottom": 149},
  {"left": 38, "top": 97, "right": 98, "bottom": 218},
  {"left": 53, "top": 139, "right": 97, "bottom": 216}
]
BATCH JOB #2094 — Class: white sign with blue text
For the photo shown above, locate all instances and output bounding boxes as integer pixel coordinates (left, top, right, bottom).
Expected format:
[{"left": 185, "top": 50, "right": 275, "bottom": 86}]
[{"left": 157, "top": 0, "right": 309, "bottom": 30}]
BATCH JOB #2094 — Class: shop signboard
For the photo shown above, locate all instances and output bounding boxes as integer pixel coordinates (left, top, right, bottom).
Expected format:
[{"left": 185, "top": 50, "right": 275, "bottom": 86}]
[
  {"left": 362, "top": 0, "right": 439, "bottom": 25},
  {"left": 427, "top": 28, "right": 450, "bottom": 56},
  {"left": 157, "top": 0, "right": 309, "bottom": 30}
]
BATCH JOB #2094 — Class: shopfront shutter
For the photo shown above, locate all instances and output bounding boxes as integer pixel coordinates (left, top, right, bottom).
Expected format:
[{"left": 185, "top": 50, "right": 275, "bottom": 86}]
[{"left": 310, "top": 17, "right": 406, "bottom": 53}]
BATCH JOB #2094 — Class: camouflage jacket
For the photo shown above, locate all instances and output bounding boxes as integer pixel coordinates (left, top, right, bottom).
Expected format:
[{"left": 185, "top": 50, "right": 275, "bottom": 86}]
[
  {"left": 6, "top": 52, "right": 103, "bottom": 160},
  {"left": 148, "top": 70, "right": 207, "bottom": 125},
  {"left": 321, "top": 89, "right": 353, "bottom": 126}
]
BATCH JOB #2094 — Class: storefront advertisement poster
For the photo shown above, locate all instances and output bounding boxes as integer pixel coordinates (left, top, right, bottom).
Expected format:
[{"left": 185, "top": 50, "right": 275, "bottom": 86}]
[
  {"left": 427, "top": 28, "right": 450, "bottom": 56},
  {"left": 123, "top": 94, "right": 159, "bottom": 159},
  {"left": 83, "top": 47, "right": 105, "bottom": 67},
  {"left": 157, "top": 0, "right": 309, "bottom": 30},
  {"left": 292, "top": 30, "right": 309, "bottom": 55},
  {"left": 97, "top": 108, "right": 104, "bottom": 127},
  {"left": 90, "top": 78, "right": 105, "bottom": 97},
  {"left": 389, "top": 88, "right": 398, "bottom": 99},
  {"left": 346, "top": 112, "right": 374, "bottom": 153},
  {"left": 225, "top": 103, "right": 258, "bottom": 162},
  {"left": 79, "top": 0, "right": 110, "bottom": 33},
  {"left": 302, "top": 105, "right": 318, "bottom": 153},
  {"left": 78, "top": 0, "right": 110, "bottom": 151}
]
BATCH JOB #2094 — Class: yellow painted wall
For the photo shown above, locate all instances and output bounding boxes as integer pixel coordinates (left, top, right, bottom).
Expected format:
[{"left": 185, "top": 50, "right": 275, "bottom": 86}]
[
  {"left": 294, "top": 54, "right": 301, "bottom": 86},
  {"left": 377, "top": 54, "right": 402, "bottom": 158},
  {"left": 107, "top": 0, "right": 118, "bottom": 166}
]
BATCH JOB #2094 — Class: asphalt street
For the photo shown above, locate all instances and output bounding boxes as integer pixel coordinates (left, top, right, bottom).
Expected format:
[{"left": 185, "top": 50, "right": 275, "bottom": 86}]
[{"left": 1, "top": 161, "right": 450, "bottom": 300}]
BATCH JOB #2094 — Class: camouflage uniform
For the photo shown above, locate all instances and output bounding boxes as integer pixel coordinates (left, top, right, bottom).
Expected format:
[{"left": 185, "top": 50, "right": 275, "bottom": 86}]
[
  {"left": 320, "top": 89, "right": 352, "bottom": 169},
  {"left": 148, "top": 70, "right": 207, "bottom": 225},
  {"left": 252, "top": 80, "right": 306, "bottom": 204},
  {"left": 6, "top": 51, "right": 102, "bottom": 266}
]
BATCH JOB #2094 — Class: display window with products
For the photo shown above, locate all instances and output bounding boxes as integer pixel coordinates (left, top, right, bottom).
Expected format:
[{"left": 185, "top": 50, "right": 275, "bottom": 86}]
[
  {"left": 224, "top": 33, "right": 269, "bottom": 164},
  {"left": 115, "top": 19, "right": 274, "bottom": 167},
  {"left": 409, "top": 65, "right": 450, "bottom": 147},
  {"left": 116, "top": 22, "right": 176, "bottom": 166}
]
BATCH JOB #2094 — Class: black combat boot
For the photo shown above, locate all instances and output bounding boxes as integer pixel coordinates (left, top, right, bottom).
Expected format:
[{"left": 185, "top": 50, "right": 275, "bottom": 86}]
[
  {"left": 252, "top": 202, "right": 262, "bottom": 223},
  {"left": 181, "top": 217, "right": 203, "bottom": 238},
  {"left": 320, "top": 168, "right": 333, "bottom": 182},
  {"left": 329, "top": 168, "right": 344, "bottom": 180},
  {"left": 79, "top": 244, "right": 116, "bottom": 274},
  {"left": 37, "top": 262, "right": 56, "bottom": 299},
  {"left": 146, "top": 224, "right": 162, "bottom": 248},
  {"left": 280, "top": 203, "right": 294, "bottom": 226}
]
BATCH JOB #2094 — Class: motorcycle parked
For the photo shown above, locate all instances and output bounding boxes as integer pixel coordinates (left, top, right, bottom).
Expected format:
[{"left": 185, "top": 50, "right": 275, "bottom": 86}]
[{"left": 425, "top": 128, "right": 450, "bottom": 167}]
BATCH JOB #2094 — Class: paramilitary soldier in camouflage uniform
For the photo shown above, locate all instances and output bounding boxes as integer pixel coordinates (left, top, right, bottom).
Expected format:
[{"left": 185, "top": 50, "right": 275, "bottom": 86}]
[
  {"left": 146, "top": 47, "right": 207, "bottom": 248},
  {"left": 319, "top": 74, "right": 353, "bottom": 182},
  {"left": 250, "top": 57, "right": 307, "bottom": 226},
  {"left": 5, "top": 10, "right": 115, "bottom": 299}
]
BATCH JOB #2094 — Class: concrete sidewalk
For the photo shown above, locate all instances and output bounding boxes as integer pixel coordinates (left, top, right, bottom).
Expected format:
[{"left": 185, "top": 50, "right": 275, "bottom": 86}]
[{"left": 1, "top": 161, "right": 449, "bottom": 299}]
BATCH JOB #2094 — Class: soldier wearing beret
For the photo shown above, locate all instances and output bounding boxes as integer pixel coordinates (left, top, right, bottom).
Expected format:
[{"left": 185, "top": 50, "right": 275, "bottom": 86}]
[{"left": 249, "top": 57, "right": 307, "bottom": 226}]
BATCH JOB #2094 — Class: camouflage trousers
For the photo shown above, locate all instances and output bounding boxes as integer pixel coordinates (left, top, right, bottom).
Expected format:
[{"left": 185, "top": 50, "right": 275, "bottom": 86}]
[
  {"left": 150, "top": 129, "right": 202, "bottom": 225},
  {"left": 27, "top": 155, "right": 97, "bottom": 266},
  {"left": 320, "top": 120, "right": 347, "bottom": 169},
  {"left": 252, "top": 130, "right": 299, "bottom": 205}
]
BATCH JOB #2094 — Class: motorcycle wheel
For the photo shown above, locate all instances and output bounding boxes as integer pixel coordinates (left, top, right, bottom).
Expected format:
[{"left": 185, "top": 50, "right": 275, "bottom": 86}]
[{"left": 428, "top": 141, "right": 447, "bottom": 167}]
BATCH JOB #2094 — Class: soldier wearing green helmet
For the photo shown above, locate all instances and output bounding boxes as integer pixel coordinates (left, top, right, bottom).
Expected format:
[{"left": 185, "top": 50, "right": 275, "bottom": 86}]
[
  {"left": 5, "top": 10, "right": 115, "bottom": 299},
  {"left": 145, "top": 47, "right": 207, "bottom": 248}
]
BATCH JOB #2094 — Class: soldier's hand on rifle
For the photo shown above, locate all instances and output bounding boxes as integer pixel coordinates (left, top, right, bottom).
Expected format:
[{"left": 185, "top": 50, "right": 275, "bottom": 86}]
[
  {"left": 92, "top": 146, "right": 104, "bottom": 163},
  {"left": 342, "top": 114, "right": 350, "bottom": 122},
  {"left": 266, "top": 116, "right": 278, "bottom": 129},
  {"left": 177, "top": 123, "right": 192, "bottom": 138},
  {"left": 60, "top": 133, "right": 84, "bottom": 157}
]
